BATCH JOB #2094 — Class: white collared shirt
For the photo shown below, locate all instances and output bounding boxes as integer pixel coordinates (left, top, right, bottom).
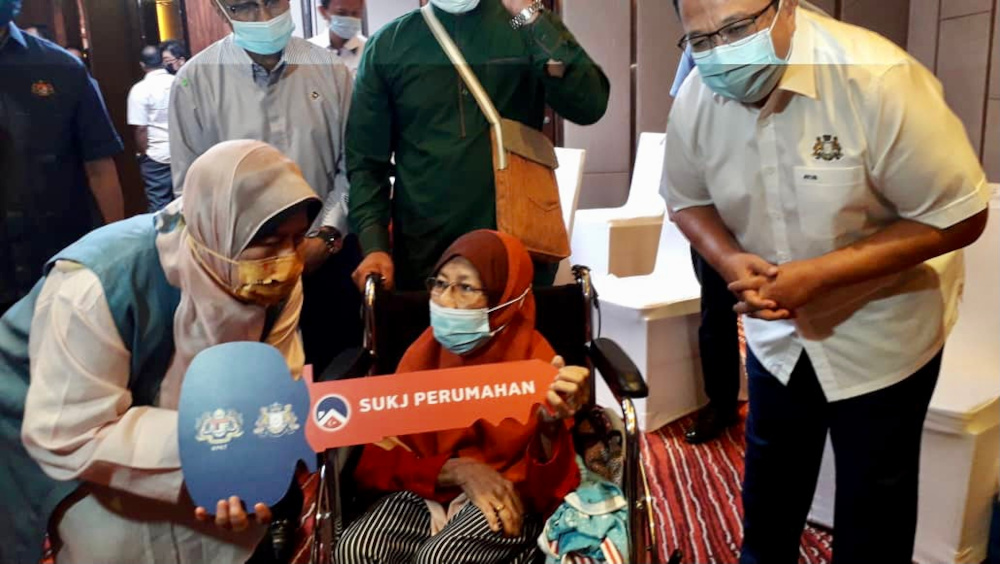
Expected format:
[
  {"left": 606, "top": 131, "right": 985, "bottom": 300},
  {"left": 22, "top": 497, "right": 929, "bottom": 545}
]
[
  {"left": 126, "top": 68, "right": 174, "bottom": 163},
  {"left": 664, "top": 8, "right": 989, "bottom": 401},
  {"left": 308, "top": 31, "right": 366, "bottom": 74}
]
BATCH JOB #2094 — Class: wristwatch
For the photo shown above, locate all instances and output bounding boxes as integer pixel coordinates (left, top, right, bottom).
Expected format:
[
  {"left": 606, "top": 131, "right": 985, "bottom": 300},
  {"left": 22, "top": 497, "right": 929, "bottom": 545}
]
[
  {"left": 510, "top": 0, "right": 545, "bottom": 29},
  {"left": 306, "top": 226, "right": 343, "bottom": 255}
]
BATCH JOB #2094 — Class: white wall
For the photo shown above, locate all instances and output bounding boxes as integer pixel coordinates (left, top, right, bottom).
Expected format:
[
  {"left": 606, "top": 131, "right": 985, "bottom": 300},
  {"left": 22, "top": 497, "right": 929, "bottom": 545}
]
[
  {"left": 367, "top": 0, "right": 419, "bottom": 35},
  {"left": 560, "top": 0, "right": 633, "bottom": 209}
]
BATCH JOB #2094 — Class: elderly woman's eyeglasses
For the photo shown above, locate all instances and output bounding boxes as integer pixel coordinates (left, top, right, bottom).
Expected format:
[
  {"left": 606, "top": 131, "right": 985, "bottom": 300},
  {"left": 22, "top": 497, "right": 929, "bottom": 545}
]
[
  {"left": 676, "top": 0, "right": 779, "bottom": 53},
  {"left": 426, "top": 277, "right": 486, "bottom": 298}
]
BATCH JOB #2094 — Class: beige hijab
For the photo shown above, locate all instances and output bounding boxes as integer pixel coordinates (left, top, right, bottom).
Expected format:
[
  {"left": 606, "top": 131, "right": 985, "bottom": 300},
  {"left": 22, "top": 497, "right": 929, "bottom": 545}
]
[{"left": 155, "top": 140, "right": 320, "bottom": 408}]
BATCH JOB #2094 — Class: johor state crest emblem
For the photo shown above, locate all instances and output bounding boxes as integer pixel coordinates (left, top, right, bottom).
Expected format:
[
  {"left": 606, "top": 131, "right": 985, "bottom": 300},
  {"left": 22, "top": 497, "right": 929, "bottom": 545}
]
[
  {"left": 254, "top": 403, "right": 300, "bottom": 438},
  {"left": 812, "top": 134, "right": 843, "bottom": 161},
  {"left": 195, "top": 408, "right": 244, "bottom": 446},
  {"left": 31, "top": 80, "right": 55, "bottom": 98}
]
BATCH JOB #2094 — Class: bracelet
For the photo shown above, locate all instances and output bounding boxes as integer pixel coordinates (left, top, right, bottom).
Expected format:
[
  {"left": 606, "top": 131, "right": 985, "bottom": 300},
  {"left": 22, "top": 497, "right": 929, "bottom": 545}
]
[{"left": 510, "top": 0, "right": 544, "bottom": 29}]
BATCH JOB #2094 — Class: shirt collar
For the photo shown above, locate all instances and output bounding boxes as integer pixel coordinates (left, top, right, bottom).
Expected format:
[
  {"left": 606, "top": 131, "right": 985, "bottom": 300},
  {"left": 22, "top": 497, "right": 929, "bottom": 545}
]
[
  {"left": 226, "top": 35, "right": 288, "bottom": 80},
  {"left": 341, "top": 34, "right": 364, "bottom": 53},
  {"left": 777, "top": 7, "right": 818, "bottom": 100},
  {"left": 1, "top": 23, "right": 29, "bottom": 52}
]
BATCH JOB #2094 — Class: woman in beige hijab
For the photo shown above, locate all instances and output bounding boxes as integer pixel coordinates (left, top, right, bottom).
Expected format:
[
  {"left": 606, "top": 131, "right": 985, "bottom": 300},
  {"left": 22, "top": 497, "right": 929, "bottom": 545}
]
[{"left": 0, "top": 140, "right": 320, "bottom": 564}]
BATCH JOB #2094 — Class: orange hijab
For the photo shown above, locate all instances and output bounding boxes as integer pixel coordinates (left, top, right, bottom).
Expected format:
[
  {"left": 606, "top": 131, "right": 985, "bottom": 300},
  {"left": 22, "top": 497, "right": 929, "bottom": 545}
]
[{"left": 395, "top": 230, "right": 555, "bottom": 471}]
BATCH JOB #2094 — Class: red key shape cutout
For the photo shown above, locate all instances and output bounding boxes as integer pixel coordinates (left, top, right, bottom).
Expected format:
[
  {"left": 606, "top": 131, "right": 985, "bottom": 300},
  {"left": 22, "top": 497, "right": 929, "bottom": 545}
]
[{"left": 303, "top": 359, "right": 557, "bottom": 451}]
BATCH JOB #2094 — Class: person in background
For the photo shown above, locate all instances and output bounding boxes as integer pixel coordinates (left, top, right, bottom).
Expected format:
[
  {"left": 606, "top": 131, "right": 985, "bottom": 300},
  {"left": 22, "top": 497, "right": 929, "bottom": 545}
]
[
  {"left": 683, "top": 249, "right": 740, "bottom": 442},
  {"left": 0, "top": 0, "right": 124, "bottom": 316},
  {"left": 347, "top": 0, "right": 609, "bottom": 292},
  {"left": 308, "top": 0, "right": 366, "bottom": 75},
  {"left": 663, "top": 47, "right": 741, "bottom": 444},
  {"left": 159, "top": 39, "right": 189, "bottom": 74},
  {"left": 665, "top": 0, "right": 989, "bottom": 562},
  {"left": 127, "top": 45, "right": 175, "bottom": 212},
  {"left": 336, "top": 229, "right": 587, "bottom": 564},
  {"left": 169, "top": 0, "right": 359, "bottom": 388},
  {"left": 0, "top": 140, "right": 320, "bottom": 564}
]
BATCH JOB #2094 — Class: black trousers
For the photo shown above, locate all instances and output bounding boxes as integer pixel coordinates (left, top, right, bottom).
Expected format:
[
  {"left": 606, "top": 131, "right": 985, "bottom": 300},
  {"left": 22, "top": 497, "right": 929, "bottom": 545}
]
[
  {"left": 137, "top": 155, "right": 173, "bottom": 212},
  {"left": 740, "top": 349, "right": 942, "bottom": 564},
  {"left": 690, "top": 249, "right": 740, "bottom": 410},
  {"left": 300, "top": 234, "right": 364, "bottom": 374}
]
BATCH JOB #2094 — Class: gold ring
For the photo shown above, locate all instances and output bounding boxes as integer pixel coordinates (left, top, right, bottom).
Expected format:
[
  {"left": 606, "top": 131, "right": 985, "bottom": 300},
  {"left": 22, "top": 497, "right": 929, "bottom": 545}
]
[{"left": 493, "top": 504, "right": 505, "bottom": 512}]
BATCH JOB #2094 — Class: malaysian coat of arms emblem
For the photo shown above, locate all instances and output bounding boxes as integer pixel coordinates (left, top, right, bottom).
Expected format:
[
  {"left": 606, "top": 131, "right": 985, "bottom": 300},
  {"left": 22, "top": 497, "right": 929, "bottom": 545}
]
[
  {"left": 254, "top": 403, "right": 301, "bottom": 438},
  {"left": 31, "top": 80, "right": 56, "bottom": 98},
  {"left": 195, "top": 408, "right": 244, "bottom": 445},
  {"left": 812, "top": 134, "right": 844, "bottom": 161}
]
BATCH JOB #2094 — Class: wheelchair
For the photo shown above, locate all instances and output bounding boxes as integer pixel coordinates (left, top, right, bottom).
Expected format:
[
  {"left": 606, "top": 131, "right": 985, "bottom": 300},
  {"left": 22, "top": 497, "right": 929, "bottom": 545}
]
[{"left": 308, "top": 266, "right": 680, "bottom": 564}]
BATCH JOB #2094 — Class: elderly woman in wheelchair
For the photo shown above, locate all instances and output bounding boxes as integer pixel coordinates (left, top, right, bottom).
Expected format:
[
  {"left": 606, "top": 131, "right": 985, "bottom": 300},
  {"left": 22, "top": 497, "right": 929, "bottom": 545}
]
[{"left": 333, "top": 230, "right": 591, "bottom": 564}]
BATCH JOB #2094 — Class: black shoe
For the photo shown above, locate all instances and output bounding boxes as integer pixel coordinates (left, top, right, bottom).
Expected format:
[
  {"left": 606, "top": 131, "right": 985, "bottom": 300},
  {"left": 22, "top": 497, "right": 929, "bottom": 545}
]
[{"left": 684, "top": 404, "right": 739, "bottom": 444}]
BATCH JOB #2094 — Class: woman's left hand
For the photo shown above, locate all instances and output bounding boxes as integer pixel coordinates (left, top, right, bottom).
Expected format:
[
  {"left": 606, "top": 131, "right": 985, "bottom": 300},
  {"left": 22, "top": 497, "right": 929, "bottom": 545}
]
[
  {"left": 194, "top": 496, "right": 272, "bottom": 532},
  {"left": 541, "top": 355, "right": 590, "bottom": 421}
]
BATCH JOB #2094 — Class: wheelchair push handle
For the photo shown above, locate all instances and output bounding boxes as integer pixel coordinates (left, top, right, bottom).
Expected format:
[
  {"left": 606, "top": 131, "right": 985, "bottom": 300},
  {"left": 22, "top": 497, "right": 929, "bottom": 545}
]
[{"left": 589, "top": 338, "right": 649, "bottom": 399}]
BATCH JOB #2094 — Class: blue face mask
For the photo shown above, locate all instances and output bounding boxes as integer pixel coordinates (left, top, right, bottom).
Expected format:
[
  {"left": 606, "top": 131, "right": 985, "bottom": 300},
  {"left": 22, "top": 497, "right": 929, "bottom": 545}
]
[
  {"left": 226, "top": 8, "right": 295, "bottom": 55},
  {"left": 0, "top": 0, "right": 22, "bottom": 28},
  {"left": 692, "top": 3, "right": 789, "bottom": 104},
  {"left": 429, "top": 0, "right": 480, "bottom": 14},
  {"left": 328, "top": 15, "right": 361, "bottom": 40},
  {"left": 430, "top": 288, "right": 529, "bottom": 356}
]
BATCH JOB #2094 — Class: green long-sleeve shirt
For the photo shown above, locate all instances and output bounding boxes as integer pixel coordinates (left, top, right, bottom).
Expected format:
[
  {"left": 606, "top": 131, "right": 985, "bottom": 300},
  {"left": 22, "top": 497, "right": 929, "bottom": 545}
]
[{"left": 346, "top": 0, "right": 610, "bottom": 290}]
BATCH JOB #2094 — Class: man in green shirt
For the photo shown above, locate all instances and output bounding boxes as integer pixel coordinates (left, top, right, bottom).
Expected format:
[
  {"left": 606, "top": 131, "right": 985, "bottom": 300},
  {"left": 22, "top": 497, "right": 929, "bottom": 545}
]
[{"left": 347, "top": 0, "right": 609, "bottom": 291}]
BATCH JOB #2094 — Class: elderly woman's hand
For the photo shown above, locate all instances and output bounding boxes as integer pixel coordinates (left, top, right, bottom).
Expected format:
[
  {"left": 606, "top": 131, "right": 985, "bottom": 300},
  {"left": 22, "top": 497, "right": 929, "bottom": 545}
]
[
  {"left": 439, "top": 458, "right": 525, "bottom": 537},
  {"left": 542, "top": 355, "right": 590, "bottom": 421},
  {"left": 194, "top": 496, "right": 271, "bottom": 532}
]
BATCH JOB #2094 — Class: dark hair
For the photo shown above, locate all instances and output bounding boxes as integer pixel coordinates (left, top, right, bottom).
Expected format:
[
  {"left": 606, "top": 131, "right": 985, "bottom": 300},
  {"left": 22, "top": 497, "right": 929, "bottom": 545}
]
[
  {"left": 140, "top": 45, "right": 163, "bottom": 68},
  {"left": 252, "top": 201, "right": 321, "bottom": 241},
  {"left": 159, "top": 39, "right": 189, "bottom": 60},
  {"left": 319, "top": 0, "right": 331, "bottom": 9}
]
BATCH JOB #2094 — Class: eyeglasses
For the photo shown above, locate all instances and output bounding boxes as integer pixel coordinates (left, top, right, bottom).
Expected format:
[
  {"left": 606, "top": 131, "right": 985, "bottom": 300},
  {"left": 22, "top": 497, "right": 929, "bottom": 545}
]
[
  {"left": 220, "top": 0, "right": 289, "bottom": 21},
  {"left": 426, "top": 277, "right": 486, "bottom": 298},
  {"left": 677, "top": 0, "right": 779, "bottom": 53},
  {"left": 162, "top": 56, "right": 178, "bottom": 66}
]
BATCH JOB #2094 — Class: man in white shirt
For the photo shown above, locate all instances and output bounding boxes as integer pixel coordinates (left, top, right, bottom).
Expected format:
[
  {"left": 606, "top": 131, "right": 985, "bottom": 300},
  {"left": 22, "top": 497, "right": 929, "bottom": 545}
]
[
  {"left": 664, "top": 1, "right": 990, "bottom": 563},
  {"left": 308, "top": 0, "right": 366, "bottom": 74},
  {"left": 126, "top": 46, "right": 174, "bottom": 211}
]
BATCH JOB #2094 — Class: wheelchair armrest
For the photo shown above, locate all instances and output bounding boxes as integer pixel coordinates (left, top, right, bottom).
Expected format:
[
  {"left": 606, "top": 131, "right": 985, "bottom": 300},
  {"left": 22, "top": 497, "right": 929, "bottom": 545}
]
[
  {"left": 589, "top": 337, "right": 648, "bottom": 399},
  {"left": 318, "top": 346, "right": 373, "bottom": 382}
]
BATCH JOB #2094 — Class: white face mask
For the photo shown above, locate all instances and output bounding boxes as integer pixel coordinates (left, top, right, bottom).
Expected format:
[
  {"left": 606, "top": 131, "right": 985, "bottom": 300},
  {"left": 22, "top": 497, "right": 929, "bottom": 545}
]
[
  {"left": 328, "top": 15, "right": 361, "bottom": 40},
  {"left": 429, "top": 0, "right": 481, "bottom": 14},
  {"left": 218, "top": 4, "right": 295, "bottom": 55}
]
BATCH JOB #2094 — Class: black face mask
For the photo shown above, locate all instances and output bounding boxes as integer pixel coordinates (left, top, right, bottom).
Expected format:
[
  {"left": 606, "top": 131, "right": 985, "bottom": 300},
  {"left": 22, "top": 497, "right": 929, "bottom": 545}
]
[{"left": 165, "top": 64, "right": 178, "bottom": 75}]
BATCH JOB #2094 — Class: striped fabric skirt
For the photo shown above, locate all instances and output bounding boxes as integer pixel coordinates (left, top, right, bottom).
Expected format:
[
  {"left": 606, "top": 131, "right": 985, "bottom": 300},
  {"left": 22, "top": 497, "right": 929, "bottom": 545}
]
[{"left": 334, "top": 491, "right": 541, "bottom": 564}]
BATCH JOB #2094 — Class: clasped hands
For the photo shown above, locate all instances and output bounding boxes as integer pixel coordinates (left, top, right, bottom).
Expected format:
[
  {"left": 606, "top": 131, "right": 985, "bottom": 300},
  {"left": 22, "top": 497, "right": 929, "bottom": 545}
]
[{"left": 722, "top": 253, "right": 827, "bottom": 320}]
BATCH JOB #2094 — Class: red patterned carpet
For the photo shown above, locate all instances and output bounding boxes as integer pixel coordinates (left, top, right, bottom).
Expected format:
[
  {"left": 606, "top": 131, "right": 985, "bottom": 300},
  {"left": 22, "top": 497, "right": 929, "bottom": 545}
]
[{"left": 641, "top": 407, "right": 834, "bottom": 564}]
